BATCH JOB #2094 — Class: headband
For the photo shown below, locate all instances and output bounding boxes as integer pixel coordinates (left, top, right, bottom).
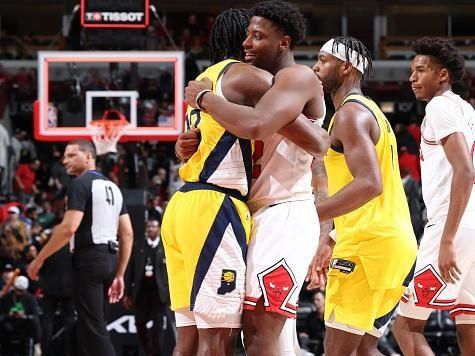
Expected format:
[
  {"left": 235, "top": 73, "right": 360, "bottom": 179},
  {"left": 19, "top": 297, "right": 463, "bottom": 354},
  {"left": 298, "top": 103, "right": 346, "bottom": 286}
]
[{"left": 320, "top": 39, "right": 367, "bottom": 74}]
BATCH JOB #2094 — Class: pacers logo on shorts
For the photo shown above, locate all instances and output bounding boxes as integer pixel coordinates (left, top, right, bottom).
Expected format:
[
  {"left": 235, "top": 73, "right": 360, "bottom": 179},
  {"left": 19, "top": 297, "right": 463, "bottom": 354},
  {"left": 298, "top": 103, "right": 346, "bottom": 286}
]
[{"left": 217, "top": 269, "right": 236, "bottom": 295}]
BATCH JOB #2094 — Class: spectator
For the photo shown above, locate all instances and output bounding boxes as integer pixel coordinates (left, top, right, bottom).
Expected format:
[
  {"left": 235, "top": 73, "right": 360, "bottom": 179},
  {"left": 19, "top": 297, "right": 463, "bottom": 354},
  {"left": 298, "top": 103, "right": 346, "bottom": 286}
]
[
  {"left": 5, "top": 204, "right": 21, "bottom": 222},
  {"left": 0, "top": 275, "right": 41, "bottom": 349},
  {"left": 29, "top": 222, "right": 44, "bottom": 248},
  {"left": 157, "top": 103, "right": 174, "bottom": 127},
  {"left": 394, "top": 123, "right": 419, "bottom": 155},
  {"left": 38, "top": 241, "right": 74, "bottom": 356},
  {"left": 398, "top": 146, "right": 420, "bottom": 182},
  {"left": 186, "top": 14, "right": 201, "bottom": 36},
  {"left": 124, "top": 218, "right": 175, "bottom": 355},
  {"left": 407, "top": 115, "right": 421, "bottom": 146},
  {"left": 146, "top": 196, "right": 163, "bottom": 222},
  {"left": 81, "top": 67, "right": 105, "bottom": 91},
  {"left": 300, "top": 290, "right": 326, "bottom": 356},
  {"left": 10, "top": 129, "right": 23, "bottom": 166},
  {"left": 17, "top": 131, "right": 37, "bottom": 163},
  {"left": 0, "top": 119, "right": 11, "bottom": 194},
  {"left": 0, "top": 220, "right": 28, "bottom": 269},
  {"left": 0, "top": 199, "right": 23, "bottom": 224},
  {"left": 49, "top": 146, "right": 71, "bottom": 200},
  {"left": 0, "top": 64, "right": 11, "bottom": 115},
  {"left": 14, "top": 158, "right": 40, "bottom": 203},
  {"left": 0, "top": 264, "right": 16, "bottom": 297},
  {"left": 21, "top": 243, "right": 41, "bottom": 296},
  {"left": 401, "top": 168, "right": 425, "bottom": 241},
  {"left": 37, "top": 201, "right": 56, "bottom": 228}
]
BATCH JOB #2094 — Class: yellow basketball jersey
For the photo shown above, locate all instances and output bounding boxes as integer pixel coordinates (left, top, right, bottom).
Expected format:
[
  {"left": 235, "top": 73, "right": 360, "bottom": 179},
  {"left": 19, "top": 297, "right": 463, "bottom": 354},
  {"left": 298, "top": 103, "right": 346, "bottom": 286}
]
[
  {"left": 325, "top": 94, "right": 417, "bottom": 288},
  {"left": 179, "top": 59, "right": 253, "bottom": 200}
]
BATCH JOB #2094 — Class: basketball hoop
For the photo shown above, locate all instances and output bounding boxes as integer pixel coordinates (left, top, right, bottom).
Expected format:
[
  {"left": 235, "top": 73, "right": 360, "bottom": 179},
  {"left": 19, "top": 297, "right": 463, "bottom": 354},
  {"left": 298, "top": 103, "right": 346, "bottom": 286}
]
[{"left": 89, "top": 109, "right": 130, "bottom": 155}]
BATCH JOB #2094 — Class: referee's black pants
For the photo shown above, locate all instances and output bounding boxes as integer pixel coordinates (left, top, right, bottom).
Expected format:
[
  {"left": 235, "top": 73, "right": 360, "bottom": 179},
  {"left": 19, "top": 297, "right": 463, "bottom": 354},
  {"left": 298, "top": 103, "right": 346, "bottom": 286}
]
[{"left": 72, "top": 245, "right": 118, "bottom": 356}]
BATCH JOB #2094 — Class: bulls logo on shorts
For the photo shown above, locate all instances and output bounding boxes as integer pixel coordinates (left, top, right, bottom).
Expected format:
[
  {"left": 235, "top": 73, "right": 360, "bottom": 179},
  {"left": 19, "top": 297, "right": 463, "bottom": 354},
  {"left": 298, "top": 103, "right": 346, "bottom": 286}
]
[
  {"left": 413, "top": 265, "right": 446, "bottom": 307},
  {"left": 217, "top": 269, "right": 236, "bottom": 295},
  {"left": 257, "top": 259, "right": 298, "bottom": 317}
]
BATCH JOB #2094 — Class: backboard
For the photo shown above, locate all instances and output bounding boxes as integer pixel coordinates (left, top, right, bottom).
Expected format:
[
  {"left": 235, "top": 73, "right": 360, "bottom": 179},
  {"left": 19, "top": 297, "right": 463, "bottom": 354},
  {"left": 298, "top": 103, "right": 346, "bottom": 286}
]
[{"left": 34, "top": 51, "right": 184, "bottom": 142}]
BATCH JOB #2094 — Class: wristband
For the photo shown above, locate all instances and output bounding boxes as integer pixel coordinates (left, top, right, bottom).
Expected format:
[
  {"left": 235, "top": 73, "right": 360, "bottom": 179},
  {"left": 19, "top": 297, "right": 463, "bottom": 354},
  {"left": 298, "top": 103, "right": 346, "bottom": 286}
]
[
  {"left": 195, "top": 89, "right": 213, "bottom": 111},
  {"left": 174, "top": 145, "right": 186, "bottom": 161}
]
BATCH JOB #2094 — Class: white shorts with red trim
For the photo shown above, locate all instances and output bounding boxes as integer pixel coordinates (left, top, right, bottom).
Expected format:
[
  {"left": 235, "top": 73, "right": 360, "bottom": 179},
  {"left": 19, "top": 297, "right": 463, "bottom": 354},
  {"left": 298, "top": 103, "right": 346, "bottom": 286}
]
[
  {"left": 399, "top": 216, "right": 475, "bottom": 323},
  {"left": 243, "top": 199, "right": 319, "bottom": 318}
]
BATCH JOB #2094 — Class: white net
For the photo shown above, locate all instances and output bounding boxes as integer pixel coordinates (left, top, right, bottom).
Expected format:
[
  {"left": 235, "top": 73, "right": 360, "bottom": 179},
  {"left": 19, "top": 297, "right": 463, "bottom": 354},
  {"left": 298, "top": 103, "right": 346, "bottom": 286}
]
[{"left": 90, "top": 122, "right": 129, "bottom": 156}]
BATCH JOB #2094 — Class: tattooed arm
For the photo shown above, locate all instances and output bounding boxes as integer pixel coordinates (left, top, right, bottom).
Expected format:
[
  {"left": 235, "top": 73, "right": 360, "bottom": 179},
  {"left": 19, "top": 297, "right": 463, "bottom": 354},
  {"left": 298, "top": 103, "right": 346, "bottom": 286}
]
[
  {"left": 312, "top": 156, "right": 333, "bottom": 238},
  {"left": 307, "top": 156, "right": 334, "bottom": 289}
]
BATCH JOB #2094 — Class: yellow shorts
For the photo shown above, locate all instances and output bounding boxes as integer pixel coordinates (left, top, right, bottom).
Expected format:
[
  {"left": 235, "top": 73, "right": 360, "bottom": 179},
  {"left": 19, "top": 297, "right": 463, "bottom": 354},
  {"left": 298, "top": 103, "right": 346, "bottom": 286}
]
[
  {"left": 324, "top": 254, "right": 409, "bottom": 333},
  {"left": 161, "top": 184, "right": 251, "bottom": 322}
]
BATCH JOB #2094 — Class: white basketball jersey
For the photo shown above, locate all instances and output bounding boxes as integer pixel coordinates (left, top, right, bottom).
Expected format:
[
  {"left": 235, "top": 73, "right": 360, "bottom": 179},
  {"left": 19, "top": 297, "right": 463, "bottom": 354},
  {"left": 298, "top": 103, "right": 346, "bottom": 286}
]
[
  {"left": 248, "top": 115, "right": 324, "bottom": 212},
  {"left": 420, "top": 90, "right": 475, "bottom": 222}
]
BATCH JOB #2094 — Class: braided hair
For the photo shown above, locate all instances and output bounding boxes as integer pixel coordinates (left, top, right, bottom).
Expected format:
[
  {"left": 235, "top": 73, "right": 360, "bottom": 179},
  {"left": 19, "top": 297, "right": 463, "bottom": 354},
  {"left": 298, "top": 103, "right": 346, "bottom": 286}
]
[
  {"left": 252, "top": 0, "right": 306, "bottom": 49},
  {"left": 209, "top": 8, "right": 252, "bottom": 64},
  {"left": 413, "top": 37, "right": 465, "bottom": 82},
  {"left": 333, "top": 36, "right": 373, "bottom": 79}
]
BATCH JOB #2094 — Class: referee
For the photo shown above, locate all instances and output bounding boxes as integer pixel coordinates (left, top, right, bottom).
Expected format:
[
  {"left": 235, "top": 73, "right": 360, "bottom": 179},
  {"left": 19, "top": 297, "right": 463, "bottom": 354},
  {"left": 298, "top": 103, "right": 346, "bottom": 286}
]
[{"left": 28, "top": 140, "right": 133, "bottom": 356}]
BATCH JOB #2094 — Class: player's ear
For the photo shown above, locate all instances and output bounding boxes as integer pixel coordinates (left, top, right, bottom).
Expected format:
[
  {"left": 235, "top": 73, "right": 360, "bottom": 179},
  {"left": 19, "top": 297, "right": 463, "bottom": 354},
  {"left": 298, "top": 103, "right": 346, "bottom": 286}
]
[
  {"left": 439, "top": 67, "right": 450, "bottom": 84},
  {"left": 341, "top": 61, "right": 353, "bottom": 76},
  {"left": 280, "top": 35, "right": 291, "bottom": 51}
]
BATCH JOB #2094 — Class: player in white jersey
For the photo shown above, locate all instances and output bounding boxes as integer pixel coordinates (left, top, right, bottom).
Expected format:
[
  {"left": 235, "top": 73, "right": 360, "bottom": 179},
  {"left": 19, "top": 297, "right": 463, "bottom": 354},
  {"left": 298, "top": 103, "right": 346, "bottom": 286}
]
[
  {"left": 393, "top": 37, "right": 475, "bottom": 356},
  {"left": 183, "top": 2, "right": 330, "bottom": 354}
]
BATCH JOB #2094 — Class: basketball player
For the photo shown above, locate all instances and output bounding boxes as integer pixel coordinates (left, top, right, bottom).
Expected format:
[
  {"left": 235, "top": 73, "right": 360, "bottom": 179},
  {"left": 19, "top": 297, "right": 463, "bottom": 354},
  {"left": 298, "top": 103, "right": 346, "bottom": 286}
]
[
  {"left": 184, "top": 2, "right": 329, "bottom": 355},
  {"left": 305, "top": 37, "right": 418, "bottom": 356},
  {"left": 162, "top": 7, "right": 328, "bottom": 356},
  {"left": 393, "top": 38, "right": 475, "bottom": 356}
]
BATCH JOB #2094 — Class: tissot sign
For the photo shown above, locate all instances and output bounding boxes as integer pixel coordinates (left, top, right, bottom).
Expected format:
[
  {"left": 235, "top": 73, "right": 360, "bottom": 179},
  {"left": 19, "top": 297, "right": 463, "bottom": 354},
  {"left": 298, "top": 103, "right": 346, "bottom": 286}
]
[{"left": 81, "top": 0, "right": 149, "bottom": 28}]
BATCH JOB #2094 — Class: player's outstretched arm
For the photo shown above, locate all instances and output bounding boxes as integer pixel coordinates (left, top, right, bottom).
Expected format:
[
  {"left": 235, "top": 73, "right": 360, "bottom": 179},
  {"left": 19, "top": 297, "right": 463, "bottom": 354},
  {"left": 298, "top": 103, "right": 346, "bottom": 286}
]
[
  {"left": 317, "top": 104, "right": 383, "bottom": 221},
  {"left": 185, "top": 66, "right": 322, "bottom": 140}
]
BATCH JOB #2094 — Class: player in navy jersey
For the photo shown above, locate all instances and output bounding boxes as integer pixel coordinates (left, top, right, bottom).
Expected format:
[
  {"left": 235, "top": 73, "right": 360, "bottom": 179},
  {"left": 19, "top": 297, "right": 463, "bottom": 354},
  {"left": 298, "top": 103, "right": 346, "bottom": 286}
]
[{"left": 28, "top": 139, "right": 133, "bottom": 356}]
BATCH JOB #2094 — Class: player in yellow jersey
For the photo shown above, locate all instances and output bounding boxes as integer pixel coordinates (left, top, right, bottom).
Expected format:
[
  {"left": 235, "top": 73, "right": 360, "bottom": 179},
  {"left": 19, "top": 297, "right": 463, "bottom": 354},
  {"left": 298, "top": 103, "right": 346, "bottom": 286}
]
[
  {"left": 162, "top": 8, "right": 326, "bottom": 356},
  {"left": 307, "top": 37, "right": 418, "bottom": 356},
  {"left": 161, "top": 10, "right": 256, "bottom": 356}
]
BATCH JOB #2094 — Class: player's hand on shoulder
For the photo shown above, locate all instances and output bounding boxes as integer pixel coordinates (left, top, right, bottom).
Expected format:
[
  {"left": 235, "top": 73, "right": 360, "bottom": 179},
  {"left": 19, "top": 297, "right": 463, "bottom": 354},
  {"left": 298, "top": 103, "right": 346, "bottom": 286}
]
[
  {"left": 175, "top": 128, "right": 200, "bottom": 160},
  {"left": 185, "top": 77, "right": 213, "bottom": 108}
]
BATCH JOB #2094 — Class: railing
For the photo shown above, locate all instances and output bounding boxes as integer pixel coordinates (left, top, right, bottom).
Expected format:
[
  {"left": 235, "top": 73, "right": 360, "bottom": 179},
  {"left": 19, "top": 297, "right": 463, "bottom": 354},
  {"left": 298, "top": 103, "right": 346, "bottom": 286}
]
[{"left": 380, "top": 36, "right": 475, "bottom": 60}]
